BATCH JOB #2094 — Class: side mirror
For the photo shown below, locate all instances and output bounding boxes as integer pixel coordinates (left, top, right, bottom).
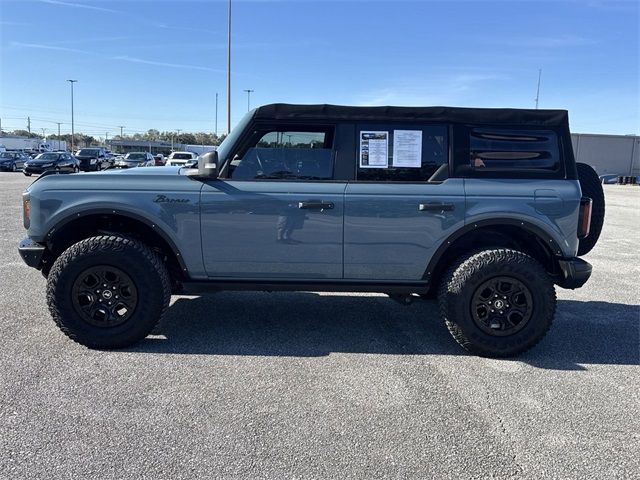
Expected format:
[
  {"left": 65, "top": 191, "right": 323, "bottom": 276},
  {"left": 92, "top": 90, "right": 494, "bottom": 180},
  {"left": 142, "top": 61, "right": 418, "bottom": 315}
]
[{"left": 187, "top": 151, "right": 218, "bottom": 179}]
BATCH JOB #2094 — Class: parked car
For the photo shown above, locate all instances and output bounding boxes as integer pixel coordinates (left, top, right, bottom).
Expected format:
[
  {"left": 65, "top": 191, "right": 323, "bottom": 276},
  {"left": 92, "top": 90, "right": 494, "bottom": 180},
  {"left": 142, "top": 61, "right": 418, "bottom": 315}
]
[
  {"left": 75, "top": 147, "right": 110, "bottom": 171},
  {"left": 167, "top": 151, "right": 198, "bottom": 166},
  {"left": 23, "top": 152, "right": 79, "bottom": 176},
  {"left": 17, "top": 103, "right": 604, "bottom": 357},
  {"left": 0, "top": 151, "right": 30, "bottom": 171},
  {"left": 115, "top": 152, "right": 155, "bottom": 168},
  {"left": 153, "top": 154, "right": 166, "bottom": 166}
]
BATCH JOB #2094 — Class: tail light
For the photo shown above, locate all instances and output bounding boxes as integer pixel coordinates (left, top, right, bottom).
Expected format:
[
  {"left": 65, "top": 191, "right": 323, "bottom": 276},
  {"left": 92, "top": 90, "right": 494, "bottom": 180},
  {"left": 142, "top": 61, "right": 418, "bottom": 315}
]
[{"left": 578, "top": 197, "right": 592, "bottom": 239}]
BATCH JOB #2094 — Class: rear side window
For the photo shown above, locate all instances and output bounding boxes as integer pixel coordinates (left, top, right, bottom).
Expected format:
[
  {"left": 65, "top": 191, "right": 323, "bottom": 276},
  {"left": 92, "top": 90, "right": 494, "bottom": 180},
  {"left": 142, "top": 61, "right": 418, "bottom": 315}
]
[
  {"left": 469, "top": 128, "right": 559, "bottom": 171},
  {"left": 229, "top": 127, "right": 334, "bottom": 180},
  {"left": 356, "top": 125, "right": 448, "bottom": 182}
]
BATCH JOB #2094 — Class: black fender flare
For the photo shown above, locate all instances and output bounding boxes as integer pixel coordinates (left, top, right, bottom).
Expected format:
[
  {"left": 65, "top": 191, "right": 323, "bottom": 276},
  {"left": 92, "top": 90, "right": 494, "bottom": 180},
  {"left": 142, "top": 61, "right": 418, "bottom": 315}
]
[
  {"left": 423, "top": 218, "right": 564, "bottom": 280},
  {"left": 44, "top": 207, "right": 189, "bottom": 275}
]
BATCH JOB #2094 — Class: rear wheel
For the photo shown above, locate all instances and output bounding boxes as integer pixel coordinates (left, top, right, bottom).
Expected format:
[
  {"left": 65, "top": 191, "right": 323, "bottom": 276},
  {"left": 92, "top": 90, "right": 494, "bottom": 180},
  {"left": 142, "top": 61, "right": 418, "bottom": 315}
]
[
  {"left": 576, "top": 163, "right": 605, "bottom": 256},
  {"left": 46, "top": 235, "right": 171, "bottom": 349},
  {"left": 438, "top": 249, "right": 556, "bottom": 357},
  {"left": 11, "top": 163, "right": 17, "bottom": 172}
]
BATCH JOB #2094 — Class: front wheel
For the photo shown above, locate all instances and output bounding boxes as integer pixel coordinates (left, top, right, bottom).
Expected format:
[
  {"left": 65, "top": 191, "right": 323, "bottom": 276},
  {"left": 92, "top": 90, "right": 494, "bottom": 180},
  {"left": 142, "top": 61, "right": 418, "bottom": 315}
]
[
  {"left": 11, "top": 163, "right": 17, "bottom": 172},
  {"left": 438, "top": 249, "right": 556, "bottom": 357},
  {"left": 46, "top": 235, "right": 171, "bottom": 349}
]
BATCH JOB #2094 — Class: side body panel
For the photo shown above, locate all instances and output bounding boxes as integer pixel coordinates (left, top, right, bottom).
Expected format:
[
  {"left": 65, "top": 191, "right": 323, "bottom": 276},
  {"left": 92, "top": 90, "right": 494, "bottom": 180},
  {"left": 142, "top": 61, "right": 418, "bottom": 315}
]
[
  {"left": 343, "top": 179, "right": 466, "bottom": 280},
  {"left": 200, "top": 180, "right": 346, "bottom": 279},
  {"left": 25, "top": 169, "right": 207, "bottom": 278},
  {"left": 464, "top": 178, "right": 582, "bottom": 257}
]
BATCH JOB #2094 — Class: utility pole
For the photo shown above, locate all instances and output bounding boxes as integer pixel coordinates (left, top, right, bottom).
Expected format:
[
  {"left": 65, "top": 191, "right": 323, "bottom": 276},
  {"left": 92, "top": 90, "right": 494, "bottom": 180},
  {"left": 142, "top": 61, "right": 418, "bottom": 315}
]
[
  {"left": 105, "top": 132, "right": 109, "bottom": 147},
  {"left": 67, "top": 80, "right": 78, "bottom": 152},
  {"left": 118, "top": 125, "right": 125, "bottom": 138},
  {"left": 56, "top": 122, "right": 62, "bottom": 137},
  {"left": 226, "top": 0, "right": 232, "bottom": 134},
  {"left": 215, "top": 92, "right": 218, "bottom": 135},
  {"left": 243, "top": 89, "right": 254, "bottom": 112},
  {"left": 41, "top": 128, "right": 47, "bottom": 138},
  {"left": 27, "top": 116, "right": 31, "bottom": 133},
  {"left": 534, "top": 69, "right": 542, "bottom": 110}
]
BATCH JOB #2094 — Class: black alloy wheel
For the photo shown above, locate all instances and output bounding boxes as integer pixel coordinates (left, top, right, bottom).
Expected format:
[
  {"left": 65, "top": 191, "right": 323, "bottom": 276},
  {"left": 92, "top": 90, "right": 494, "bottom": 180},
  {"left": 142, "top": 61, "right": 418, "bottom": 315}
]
[
  {"left": 471, "top": 276, "right": 533, "bottom": 336},
  {"left": 71, "top": 265, "right": 138, "bottom": 328}
]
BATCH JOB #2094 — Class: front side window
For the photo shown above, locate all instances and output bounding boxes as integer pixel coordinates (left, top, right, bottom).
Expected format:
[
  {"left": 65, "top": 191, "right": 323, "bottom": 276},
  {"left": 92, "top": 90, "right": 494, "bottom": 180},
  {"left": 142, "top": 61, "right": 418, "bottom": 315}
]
[
  {"left": 469, "top": 128, "right": 559, "bottom": 171},
  {"left": 229, "top": 128, "right": 334, "bottom": 180},
  {"left": 356, "top": 125, "right": 448, "bottom": 182}
]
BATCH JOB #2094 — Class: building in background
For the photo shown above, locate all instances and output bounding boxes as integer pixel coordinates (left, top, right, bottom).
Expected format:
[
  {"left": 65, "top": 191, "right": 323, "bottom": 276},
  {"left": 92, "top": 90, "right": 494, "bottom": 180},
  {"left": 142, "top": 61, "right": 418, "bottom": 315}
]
[
  {"left": 571, "top": 133, "right": 639, "bottom": 176},
  {"left": 107, "top": 139, "right": 216, "bottom": 156}
]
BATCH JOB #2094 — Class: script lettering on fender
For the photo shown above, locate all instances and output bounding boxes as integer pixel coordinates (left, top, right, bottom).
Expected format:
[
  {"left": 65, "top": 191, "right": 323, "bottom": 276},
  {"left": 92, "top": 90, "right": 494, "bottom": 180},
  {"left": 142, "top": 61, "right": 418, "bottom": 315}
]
[{"left": 153, "top": 194, "right": 190, "bottom": 204}]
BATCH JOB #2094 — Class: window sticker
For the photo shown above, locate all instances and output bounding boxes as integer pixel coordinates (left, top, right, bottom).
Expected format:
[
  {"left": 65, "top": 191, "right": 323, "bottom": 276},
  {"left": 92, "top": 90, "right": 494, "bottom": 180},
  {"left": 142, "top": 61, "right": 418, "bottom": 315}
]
[
  {"left": 393, "top": 130, "right": 422, "bottom": 168},
  {"left": 359, "top": 131, "right": 388, "bottom": 168}
]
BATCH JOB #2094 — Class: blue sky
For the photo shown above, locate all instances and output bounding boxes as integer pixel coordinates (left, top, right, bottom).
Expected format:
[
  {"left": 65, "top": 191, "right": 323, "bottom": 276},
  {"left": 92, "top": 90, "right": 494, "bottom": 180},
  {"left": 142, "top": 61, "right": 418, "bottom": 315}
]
[{"left": 0, "top": 0, "right": 638, "bottom": 139}]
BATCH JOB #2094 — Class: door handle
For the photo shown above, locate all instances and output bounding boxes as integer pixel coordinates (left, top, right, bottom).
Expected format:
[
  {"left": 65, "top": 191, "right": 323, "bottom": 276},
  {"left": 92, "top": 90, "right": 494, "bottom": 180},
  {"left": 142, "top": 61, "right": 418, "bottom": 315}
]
[
  {"left": 298, "top": 201, "right": 334, "bottom": 210},
  {"left": 419, "top": 202, "right": 455, "bottom": 212}
]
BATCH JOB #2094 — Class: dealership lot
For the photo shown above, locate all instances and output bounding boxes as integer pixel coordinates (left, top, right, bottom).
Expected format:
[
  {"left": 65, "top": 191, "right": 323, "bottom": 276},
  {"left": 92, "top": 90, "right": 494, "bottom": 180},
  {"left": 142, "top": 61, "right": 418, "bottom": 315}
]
[{"left": 0, "top": 173, "right": 638, "bottom": 479}]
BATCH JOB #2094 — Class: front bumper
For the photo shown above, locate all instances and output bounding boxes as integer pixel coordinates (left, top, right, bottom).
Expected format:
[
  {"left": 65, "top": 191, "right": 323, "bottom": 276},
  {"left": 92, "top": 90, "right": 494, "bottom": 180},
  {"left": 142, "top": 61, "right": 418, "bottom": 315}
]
[
  {"left": 24, "top": 165, "right": 55, "bottom": 175},
  {"left": 18, "top": 237, "right": 46, "bottom": 269},
  {"left": 557, "top": 257, "right": 592, "bottom": 289}
]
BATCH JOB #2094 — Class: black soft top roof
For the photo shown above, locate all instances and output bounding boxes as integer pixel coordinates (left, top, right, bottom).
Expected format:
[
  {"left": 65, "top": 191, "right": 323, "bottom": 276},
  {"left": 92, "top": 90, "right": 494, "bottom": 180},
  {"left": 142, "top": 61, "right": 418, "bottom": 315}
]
[{"left": 253, "top": 103, "right": 569, "bottom": 127}]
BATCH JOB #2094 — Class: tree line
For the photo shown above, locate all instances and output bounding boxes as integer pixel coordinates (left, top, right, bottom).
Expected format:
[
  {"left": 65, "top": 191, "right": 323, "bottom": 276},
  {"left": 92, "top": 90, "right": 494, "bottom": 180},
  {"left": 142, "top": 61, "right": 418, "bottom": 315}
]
[{"left": 2, "top": 129, "right": 227, "bottom": 147}]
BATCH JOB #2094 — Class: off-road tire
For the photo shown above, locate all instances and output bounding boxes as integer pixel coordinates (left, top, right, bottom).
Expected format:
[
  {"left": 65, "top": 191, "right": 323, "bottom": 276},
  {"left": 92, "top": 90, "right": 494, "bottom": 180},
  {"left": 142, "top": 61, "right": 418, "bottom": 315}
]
[
  {"left": 576, "top": 162, "right": 605, "bottom": 256},
  {"left": 438, "top": 249, "right": 556, "bottom": 357},
  {"left": 46, "top": 235, "right": 171, "bottom": 349}
]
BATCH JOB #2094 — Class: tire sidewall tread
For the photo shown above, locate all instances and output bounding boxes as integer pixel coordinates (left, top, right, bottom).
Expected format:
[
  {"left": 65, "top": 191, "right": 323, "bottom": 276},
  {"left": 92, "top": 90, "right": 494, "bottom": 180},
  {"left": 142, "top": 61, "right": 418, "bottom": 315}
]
[
  {"left": 46, "top": 235, "right": 171, "bottom": 349},
  {"left": 439, "top": 248, "right": 556, "bottom": 357}
]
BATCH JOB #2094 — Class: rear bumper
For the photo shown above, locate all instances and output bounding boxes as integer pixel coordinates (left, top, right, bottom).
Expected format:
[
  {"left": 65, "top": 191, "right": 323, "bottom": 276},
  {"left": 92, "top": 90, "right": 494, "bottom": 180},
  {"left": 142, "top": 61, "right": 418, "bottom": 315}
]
[
  {"left": 18, "top": 237, "right": 46, "bottom": 269},
  {"left": 557, "top": 257, "right": 592, "bottom": 289}
]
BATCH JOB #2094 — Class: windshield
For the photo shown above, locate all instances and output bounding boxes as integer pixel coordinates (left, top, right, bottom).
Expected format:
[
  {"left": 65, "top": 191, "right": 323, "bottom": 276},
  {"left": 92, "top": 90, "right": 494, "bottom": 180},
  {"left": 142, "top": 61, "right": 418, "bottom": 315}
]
[
  {"left": 125, "top": 153, "right": 146, "bottom": 160},
  {"left": 171, "top": 153, "right": 192, "bottom": 160},
  {"left": 36, "top": 153, "right": 59, "bottom": 160},
  {"left": 0, "top": 152, "right": 13, "bottom": 158},
  {"left": 77, "top": 149, "right": 99, "bottom": 156},
  {"left": 217, "top": 110, "right": 253, "bottom": 165}
]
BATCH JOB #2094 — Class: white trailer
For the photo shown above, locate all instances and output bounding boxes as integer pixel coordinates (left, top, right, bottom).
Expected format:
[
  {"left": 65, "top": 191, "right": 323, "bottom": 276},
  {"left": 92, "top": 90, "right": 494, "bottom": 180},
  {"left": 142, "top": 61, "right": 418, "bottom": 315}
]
[
  {"left": 0, "top": 136, "right": 40, "bottom": 151},
  {"left": 0, "top": 136, "right": 60, "bottom": 152}
]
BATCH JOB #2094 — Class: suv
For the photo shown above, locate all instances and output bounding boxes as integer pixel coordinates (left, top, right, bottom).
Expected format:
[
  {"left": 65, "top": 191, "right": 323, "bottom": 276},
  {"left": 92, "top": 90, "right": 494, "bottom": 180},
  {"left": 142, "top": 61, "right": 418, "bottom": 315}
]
[
  {"left": 17, "top": 104, "right": 604, "bottom": 357},
  {"left": 114, "top": 152, "right": 155, "bottom": 168},
  {"left": 167, "top": 151, "right": 198, "bottom": 167},
  {"left": 75, "top": 147, "right": 110, "bottom": 171}
]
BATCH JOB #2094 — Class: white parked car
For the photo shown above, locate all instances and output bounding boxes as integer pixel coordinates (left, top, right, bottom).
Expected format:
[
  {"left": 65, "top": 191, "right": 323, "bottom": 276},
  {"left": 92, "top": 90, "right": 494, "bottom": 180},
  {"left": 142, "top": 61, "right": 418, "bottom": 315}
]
[{"left": 167, "top": 151, "right": 198, "bottom": 167}]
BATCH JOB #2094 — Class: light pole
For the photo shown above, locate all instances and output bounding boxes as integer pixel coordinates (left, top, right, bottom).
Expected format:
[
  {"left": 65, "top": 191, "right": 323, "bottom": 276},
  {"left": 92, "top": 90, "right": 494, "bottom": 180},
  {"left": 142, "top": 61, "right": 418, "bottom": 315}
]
[
  {"left": 226, "top": 0, "right": 231, "bottom": 134},
  {"left": 215, "top": 92, "right": 218, "bottom": 135},
  {"left": 67, "top": 80, "right": 77, "bottom": 152},
  {"left": 56, "top": 122, "right": 62, "bottom": 137},
  {"left": 244, "top": 89, "right": 254, "bottom": 112},
  {"left": 41, "top": 128, "right": 47, "bottom": 139},
  {"left": 534, "top": 69, "right": 542, "bottom": 110}
]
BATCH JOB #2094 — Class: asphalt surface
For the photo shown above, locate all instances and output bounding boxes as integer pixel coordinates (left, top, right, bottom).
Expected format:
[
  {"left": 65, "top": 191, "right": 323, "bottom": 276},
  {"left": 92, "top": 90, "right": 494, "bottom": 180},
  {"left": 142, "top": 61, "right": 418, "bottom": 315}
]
[{"left": 0, "top": 172, "right": 638, "bottom": 479}]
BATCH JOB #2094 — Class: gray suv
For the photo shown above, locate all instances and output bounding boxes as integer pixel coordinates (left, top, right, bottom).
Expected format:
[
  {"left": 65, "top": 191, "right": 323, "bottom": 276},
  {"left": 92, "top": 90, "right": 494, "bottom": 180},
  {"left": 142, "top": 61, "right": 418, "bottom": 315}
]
[{"left": 18, "top": 104, "right": 604, "bottom": 357}]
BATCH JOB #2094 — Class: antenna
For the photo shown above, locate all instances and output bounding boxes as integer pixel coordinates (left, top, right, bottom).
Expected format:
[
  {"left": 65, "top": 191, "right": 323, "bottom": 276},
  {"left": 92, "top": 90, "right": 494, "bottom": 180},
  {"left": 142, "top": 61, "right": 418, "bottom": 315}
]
[{"left": 534, "top": 69, "right": 542, "bottom": 109}]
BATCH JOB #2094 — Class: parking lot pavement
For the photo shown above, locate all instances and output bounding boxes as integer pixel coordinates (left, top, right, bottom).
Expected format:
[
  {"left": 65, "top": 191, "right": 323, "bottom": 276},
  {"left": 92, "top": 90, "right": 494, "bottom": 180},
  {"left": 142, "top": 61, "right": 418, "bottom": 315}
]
[{"left": 0, "top": 172, "right": 638, "bottom": 479}]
